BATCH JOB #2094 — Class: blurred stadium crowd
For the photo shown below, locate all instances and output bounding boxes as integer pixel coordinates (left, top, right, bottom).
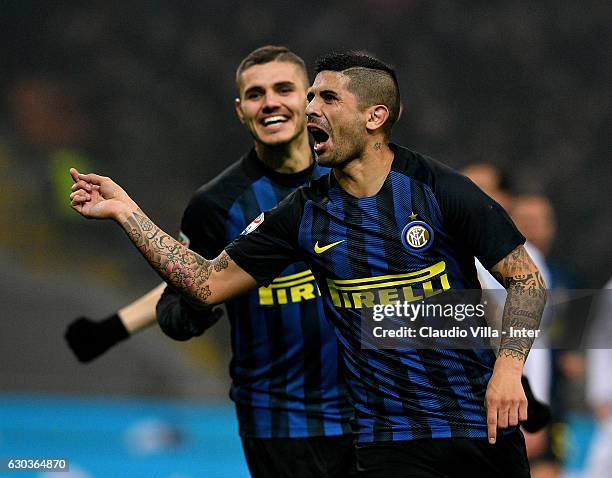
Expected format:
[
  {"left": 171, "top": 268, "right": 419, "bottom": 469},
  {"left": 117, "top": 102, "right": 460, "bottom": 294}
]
[{"left": 0, "top": 1, "right": 610, "bottom": 477}]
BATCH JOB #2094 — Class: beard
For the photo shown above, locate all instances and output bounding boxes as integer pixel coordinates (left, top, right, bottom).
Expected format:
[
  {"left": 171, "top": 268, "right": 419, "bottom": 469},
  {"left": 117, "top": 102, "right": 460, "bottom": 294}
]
[{"left": 316, "top": 123, "right": 366, "bottom": 168}]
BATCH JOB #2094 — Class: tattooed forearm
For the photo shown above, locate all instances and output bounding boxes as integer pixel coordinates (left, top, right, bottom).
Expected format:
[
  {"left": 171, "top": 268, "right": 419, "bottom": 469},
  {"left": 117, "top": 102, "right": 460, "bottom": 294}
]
[
  {"left": 491, "top": 246, "right": 547, "bottom": 362},
  {"left": 213, "top": 253, "right": 230, "bottom": 272},
  {"left": 498, "top": 286, "right": 547, "bottom": 361},
  {"left": 122, "top": 210, "right": 232, "bottom": 305}
]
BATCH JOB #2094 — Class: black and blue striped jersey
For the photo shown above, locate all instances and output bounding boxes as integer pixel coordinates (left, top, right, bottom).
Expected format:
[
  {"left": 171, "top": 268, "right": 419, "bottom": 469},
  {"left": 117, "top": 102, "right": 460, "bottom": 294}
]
[
  {"left": 226, "top": 144, "right": 525, "bottom": 443},
  {"left": 168, "top": 149, "right": 351, "bottom": 438}
]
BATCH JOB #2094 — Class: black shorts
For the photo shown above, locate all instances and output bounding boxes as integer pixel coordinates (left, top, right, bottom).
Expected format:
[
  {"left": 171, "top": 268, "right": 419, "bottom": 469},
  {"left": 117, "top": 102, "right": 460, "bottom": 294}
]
[
  {"left": 354, "top": 430, "right": 530, "bottom": 478},
  {"left": 241, "top": 434, "right": 355, "bottom": 478}
]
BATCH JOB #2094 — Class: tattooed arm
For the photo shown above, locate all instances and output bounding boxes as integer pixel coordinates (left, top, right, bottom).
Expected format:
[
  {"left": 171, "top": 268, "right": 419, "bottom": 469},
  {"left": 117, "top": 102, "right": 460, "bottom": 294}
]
[
  {"left": 69, "top": 168, "right": 257, "bottom": 306},
  {"left": 490, "top": 245, "right": 547, "bottom": 362},
  {"left": 483, "top": 244, "right": 547, "bottom": 444}
]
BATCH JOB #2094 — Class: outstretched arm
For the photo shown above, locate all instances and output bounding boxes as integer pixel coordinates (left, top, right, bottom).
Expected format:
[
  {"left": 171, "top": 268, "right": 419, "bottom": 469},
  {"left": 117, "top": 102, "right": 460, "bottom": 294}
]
[
  {"left": 484, "top": 244, "right": 547, "bottom": 443},
  {"left": 69, "top": 168, "right": 257, "bottom": 306},
  {"left": 117, "top": 283, "right": 167, "bottom": 333}
]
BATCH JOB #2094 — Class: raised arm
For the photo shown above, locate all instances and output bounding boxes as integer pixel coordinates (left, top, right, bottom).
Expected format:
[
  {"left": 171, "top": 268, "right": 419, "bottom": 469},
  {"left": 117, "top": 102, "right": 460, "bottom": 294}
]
[
  {"left": 69, "top": 168, "right": 257, "bottom": 306},
  {"left": 484, "top": 244, "right": 547, "bottom": 444}
]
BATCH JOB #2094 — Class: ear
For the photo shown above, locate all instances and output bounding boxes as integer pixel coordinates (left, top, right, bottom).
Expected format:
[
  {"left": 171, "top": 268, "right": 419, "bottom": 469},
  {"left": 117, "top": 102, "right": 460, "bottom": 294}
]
[
  {"left": 234, "top": 98, "right": 245, "bottom": 123},
  {"left": 365, "top": 105, "right": 390, "bottom": 133}
]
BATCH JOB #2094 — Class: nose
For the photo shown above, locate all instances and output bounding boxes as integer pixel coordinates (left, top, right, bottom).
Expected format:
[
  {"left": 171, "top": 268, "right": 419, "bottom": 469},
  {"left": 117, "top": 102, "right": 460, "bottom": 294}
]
[
  {"left": 262, "top": 92, "right": 281, "bottom": 113},
  {"left": 305, "top": 97, "right": 319, "bottom": 118}
]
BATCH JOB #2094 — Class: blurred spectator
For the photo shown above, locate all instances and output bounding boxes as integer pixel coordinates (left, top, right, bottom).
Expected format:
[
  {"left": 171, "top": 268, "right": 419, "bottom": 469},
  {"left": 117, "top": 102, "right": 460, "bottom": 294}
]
[
  {"left": 511, "top": 194, "right": 579, "bottom": 291},
  {"left": 511, "top": 195, "right": 555, "bottom": 257},
  {"left": 461, "top": 162, "right": 513, "bottom": 212},
  {"left": 583, "top": 278, "right": 612, "bottom": 477}
]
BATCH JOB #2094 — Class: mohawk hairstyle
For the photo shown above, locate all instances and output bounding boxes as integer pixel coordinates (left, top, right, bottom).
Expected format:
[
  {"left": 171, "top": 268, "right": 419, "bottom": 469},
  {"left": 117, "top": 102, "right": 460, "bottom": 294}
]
[
  {"left": 315, "top": 51, "right": 401, "bottom": 136},
  {"left": 235, "top": 45, "right": 308, "bottom": 93}
]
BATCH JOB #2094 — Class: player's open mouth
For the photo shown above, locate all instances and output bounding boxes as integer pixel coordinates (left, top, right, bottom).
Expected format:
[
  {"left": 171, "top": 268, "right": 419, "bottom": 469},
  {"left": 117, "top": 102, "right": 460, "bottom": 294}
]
[
  {"left": 261, "top": 115, "right": 289, "bottom": 129},
  {"left": 308, "top": 125, "right": 330, "bottom": 153}
]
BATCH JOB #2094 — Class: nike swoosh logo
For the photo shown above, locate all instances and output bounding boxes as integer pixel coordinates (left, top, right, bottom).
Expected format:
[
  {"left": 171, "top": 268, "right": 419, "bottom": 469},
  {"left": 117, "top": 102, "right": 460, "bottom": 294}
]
[{"left": 314, "top": 240, "right": 346, "bottom": 254}]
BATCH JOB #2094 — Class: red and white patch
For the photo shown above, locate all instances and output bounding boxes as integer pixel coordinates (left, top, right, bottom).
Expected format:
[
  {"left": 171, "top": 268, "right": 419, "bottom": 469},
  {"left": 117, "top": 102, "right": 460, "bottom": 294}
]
[{"left": 241, "top": 212, "right": 264, "bottom": 235}]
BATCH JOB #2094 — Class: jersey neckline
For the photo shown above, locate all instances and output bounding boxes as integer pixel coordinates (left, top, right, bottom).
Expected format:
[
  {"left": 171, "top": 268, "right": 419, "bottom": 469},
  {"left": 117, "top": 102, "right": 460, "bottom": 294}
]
[{"left": 243, "top": 148, "right": 318, "bottom": 188}]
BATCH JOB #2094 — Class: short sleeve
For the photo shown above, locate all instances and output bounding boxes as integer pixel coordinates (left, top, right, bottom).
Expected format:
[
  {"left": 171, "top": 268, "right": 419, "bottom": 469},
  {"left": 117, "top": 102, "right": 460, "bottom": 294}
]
[
  {"left": 225, "top": 191, "right": 303, "bottom": 286},
  {"left": 435, "top": 173, "right": 525, "bottom": 269}
]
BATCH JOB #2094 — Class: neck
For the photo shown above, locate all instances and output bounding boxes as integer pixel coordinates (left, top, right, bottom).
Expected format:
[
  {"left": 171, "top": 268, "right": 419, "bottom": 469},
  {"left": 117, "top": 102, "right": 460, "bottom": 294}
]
[
  {"left": 255, "top": 130, "right": 313, "bottom": 174},
  {"left": 333, "top": 140, "right": 394, "bottom": 197}
]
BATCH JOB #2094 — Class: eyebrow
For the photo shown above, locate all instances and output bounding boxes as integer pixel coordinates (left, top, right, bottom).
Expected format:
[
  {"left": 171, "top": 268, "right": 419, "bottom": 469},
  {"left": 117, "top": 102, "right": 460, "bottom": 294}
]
[
  {"left": 243, "top": 85, "right": 264, "bottom": 97},
  {"left": 274, "top": 81, "right": 296, "bottom": 89},
  {"left": 320, "top": 89, "right": 338, "bottom": 96},
  {"left": 244, "top": 81, "right": 297, "bottom": 96},
  {"left": 307, "top": 88, "right": 339, "bottom": 98}
]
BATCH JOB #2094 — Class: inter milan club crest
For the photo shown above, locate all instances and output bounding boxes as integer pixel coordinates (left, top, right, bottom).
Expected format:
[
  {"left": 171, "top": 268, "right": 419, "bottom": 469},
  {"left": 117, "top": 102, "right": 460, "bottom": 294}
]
[{"left": 401, "top": 213, "right": 434, "bottom": 252}]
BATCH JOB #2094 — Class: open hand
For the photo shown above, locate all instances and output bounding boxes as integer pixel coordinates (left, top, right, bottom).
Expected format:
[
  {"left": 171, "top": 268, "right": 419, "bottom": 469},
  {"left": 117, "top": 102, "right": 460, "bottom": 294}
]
[{"left": 69, "top": 168, "right": 138, "bottom": 222}]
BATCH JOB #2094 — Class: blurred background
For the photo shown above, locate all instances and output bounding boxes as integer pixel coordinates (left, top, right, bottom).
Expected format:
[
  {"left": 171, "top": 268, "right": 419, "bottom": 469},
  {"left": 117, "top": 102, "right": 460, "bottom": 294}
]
[{"left": 0, "top": 1, "right": 610, "bottom": 477}]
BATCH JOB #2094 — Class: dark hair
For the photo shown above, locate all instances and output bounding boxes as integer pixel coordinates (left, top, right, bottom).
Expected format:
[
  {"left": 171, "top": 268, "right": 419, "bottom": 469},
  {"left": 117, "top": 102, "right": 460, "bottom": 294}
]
[
  {"left": 315, "top": 51, "right": 401, "bottom": 136},
  {"left": 235, "top": 45, "right": 308, "bottom": 92}
]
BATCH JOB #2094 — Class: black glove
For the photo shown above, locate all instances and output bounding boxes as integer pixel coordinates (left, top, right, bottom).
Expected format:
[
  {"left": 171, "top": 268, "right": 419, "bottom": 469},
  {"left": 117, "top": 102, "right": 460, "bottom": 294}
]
[
  {"left": 521, "top": 375, "right": 552, "bottom": 433},
  {"left": 65, "top": 313, "right": 129, "bottom": 363}
]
